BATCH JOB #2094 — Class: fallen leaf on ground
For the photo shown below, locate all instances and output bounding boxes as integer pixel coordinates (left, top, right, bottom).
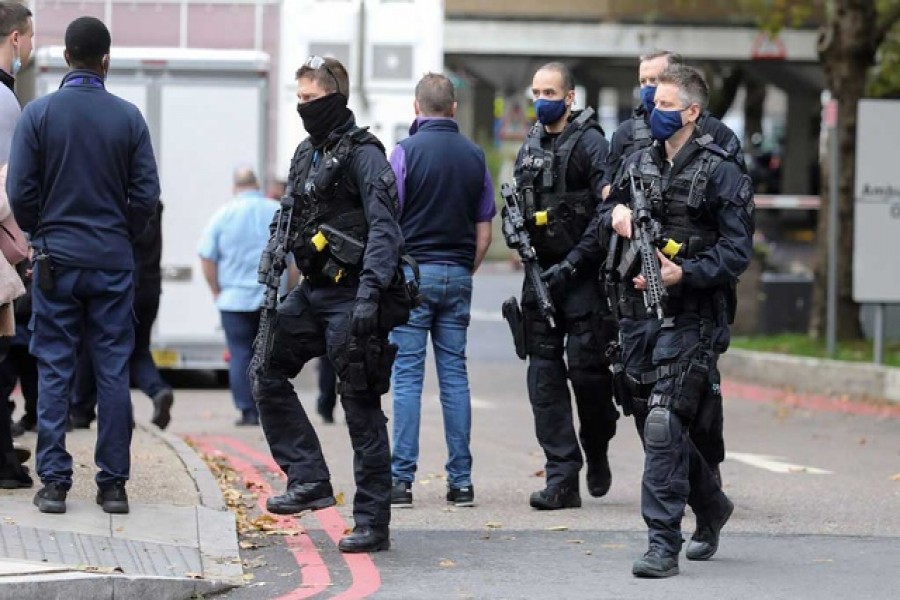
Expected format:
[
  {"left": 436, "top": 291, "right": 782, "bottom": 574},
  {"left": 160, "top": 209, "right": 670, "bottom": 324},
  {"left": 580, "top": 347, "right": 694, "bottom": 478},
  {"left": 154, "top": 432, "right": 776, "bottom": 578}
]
[
  {"left": 184, "top": 572, "right": 204, "bottom": 579},
  {"left": 601, "top": 543, "right": 625, "bottom": 549},
  {"left": 533, "top": 470, "right": 545, "bottom": 478},
  {"left": 443, "top": 507, "right": 457, "bottom": 513},
  {"left": 484, "top": 521, "right": 502, "bottom": 529},
  {"left": 890, "top": 473, "right": 900, "bottom": 481},
  {"left": 243, "top": 573, "right": 256, "bottom": 582},
  {"left": 584, "top": 550, "right": 593, "bottom": 556},
  {"left": 240, "top": 540, "right": 262, "bottom": 550},
  {"left": 2, "top": 518, "right": 14, "bottom": 525},
  {"left": 566, "top": 539, "right": 584, "bottom": 544},
  {"left": 335, "top": 492, "right": 346, "bottom": 506},
  {"left": 545, "top": 525, "right": 568, "bottom": 532},
  {"left": 439, "top": 559, "right": 456, "bottom": 568},
  {"left": 244, "top": 557, "right": 268, "bottom": 569}
]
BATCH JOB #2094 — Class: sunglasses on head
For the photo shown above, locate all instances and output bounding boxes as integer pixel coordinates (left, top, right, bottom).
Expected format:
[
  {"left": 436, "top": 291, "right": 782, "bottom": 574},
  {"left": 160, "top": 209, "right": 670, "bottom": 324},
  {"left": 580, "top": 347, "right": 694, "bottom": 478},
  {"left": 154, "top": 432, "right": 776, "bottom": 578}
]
[{"left": 304, "top": 55, "right": 340, "bottom": 93}]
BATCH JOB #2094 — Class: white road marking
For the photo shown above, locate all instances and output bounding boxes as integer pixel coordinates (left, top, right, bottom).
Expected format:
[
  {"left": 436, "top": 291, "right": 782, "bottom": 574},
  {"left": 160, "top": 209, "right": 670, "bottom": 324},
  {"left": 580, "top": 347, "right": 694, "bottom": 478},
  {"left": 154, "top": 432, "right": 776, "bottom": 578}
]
[{"left": 726, "top": 451, "right": 834, "bottom": 475}]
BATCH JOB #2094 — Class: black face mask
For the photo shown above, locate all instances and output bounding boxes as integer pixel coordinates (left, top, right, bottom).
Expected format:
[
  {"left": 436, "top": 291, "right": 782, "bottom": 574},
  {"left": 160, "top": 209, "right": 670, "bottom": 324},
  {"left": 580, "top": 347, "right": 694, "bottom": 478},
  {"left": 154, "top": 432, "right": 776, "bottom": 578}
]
[{"left": 297, "top": 93, "right": 351, "bottom": 146}]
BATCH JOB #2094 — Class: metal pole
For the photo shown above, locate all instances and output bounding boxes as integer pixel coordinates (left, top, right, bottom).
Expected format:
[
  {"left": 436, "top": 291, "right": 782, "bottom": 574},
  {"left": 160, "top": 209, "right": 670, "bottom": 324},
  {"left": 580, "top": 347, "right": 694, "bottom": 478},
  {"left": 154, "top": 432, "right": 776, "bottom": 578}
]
[
  {"left": 873, "top": 304, "right": 885, "bottom": 365},
  {"left": 826, "top": 112, "right": 839, "bottom": 357}
]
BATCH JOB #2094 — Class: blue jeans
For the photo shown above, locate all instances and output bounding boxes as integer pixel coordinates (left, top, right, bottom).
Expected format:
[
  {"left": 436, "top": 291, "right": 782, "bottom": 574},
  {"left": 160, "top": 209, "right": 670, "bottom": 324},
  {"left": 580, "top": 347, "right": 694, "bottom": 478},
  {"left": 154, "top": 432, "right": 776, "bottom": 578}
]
[
  {"left": 221, "top": 310, "right": 261, "bottom": 416},
  {"left": 390, "top": 263, "right": 473, "bottom": 488},
  {"left": 31, "top": 266, "right": 135, "bottom": 488}
]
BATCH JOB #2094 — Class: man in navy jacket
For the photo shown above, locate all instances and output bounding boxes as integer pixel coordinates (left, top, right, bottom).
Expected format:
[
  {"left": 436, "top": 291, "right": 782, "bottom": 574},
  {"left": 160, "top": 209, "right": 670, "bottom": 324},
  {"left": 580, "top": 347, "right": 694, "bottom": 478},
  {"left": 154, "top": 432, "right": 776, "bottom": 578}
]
[
  {"left": 7, "top": 16, "right": 159, "bottom": 515},
  {"left": 388, "top": 73, "right": 495, "bottom": 508}
]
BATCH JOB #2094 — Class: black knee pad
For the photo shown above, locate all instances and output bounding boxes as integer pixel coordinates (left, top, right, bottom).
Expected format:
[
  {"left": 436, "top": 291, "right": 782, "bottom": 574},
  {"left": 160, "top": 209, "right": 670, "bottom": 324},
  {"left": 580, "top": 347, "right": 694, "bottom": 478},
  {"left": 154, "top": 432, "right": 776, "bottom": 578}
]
[{"left": 644, "top": 406, "right": 672, "bottom": 447}]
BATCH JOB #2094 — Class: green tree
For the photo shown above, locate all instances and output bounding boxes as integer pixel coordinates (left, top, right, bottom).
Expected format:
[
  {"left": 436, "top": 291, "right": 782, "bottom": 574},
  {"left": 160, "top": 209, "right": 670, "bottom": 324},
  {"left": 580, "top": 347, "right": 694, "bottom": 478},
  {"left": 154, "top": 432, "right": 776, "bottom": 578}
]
[
  {"left": 726, "top": 0, "right": 900, "bottom": 339},
  {"left": 808, "top": 0, "right": 900, "bottom": 340}
]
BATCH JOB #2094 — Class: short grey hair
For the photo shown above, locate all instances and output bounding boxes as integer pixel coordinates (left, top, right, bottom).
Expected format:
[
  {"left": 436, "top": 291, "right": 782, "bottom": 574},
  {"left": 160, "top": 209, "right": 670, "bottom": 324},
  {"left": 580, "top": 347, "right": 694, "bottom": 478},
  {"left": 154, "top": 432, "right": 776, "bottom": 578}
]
[
  {"left": 233, "top": 167, "right": 259, "bottom": 188},
  {"left": 639, "top": 50, "right": 684, "bottom": 66},
  {"left": 414, "top": 72, "right": 455, "bottom": 117},
  {"left": 657, "top": 64, "right": 709, "bottom": 110}
]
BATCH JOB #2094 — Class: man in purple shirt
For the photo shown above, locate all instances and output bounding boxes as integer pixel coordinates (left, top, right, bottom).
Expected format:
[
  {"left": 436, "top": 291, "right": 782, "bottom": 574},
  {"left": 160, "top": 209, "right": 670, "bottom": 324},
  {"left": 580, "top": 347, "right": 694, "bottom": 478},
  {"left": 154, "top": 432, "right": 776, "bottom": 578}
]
[{"left": 388, "top": 73, "right": 495, "bottom": 508}]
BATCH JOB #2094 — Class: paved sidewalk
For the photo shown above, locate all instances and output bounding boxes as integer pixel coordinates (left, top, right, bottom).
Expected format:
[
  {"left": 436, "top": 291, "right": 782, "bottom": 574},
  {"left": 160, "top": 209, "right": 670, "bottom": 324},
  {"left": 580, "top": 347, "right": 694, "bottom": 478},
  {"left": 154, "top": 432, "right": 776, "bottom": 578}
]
[{"left": 0, "top": 404, "right": 242, "bottom": 600}]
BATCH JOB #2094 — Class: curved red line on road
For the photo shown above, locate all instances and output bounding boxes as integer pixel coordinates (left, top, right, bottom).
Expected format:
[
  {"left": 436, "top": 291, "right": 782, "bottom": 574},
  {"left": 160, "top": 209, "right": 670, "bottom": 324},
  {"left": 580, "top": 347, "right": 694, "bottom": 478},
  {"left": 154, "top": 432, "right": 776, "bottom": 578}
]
[
  {"left": 190, "top": 436, "right": 331, "bottom": 599},
  {"left": 724, "top": 380, "right": 900, "bottom": 418},
  {"left": 210, "top": 435, "right": 383, "bottom": 599}
]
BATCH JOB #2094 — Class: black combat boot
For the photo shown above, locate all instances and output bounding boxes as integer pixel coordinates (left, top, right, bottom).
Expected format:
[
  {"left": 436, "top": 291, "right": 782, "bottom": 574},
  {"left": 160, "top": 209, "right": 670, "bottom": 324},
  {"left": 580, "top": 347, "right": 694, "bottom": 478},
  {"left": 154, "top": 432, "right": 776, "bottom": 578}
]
[
  {"left": 338, "top": 525, "right": 390, "bottom": 553},
  {"left": 632, "top": 549, "right": 679, "bottom": 578},
  {"left": 529, "top": 484, "right": 581, "bottom": 510},
  {"left": 266, "top": 481, "right": 336, "bottom": 515},
  {"left": 686, "top": 495, "right": 734, "bottom": 561},
  {"left": 586, "top": 454, "right": 612, "bottom": 498}
]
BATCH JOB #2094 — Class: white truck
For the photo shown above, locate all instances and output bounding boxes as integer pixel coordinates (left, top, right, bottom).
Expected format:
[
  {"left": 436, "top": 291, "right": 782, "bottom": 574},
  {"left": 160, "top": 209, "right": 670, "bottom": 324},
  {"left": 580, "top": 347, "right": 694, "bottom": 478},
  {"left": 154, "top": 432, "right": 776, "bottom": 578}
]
[
  {"left": 33, "top": 47, "right": 270, "bottom": 371},
  {"left": 276, "top": 0, "right": 444, "bottom": 176}
]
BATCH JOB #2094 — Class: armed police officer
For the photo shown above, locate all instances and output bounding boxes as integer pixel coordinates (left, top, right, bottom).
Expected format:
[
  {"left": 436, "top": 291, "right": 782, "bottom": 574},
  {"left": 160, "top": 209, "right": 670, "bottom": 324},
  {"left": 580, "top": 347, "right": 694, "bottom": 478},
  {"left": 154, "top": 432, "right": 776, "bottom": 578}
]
[
  {"left": 251, "top": 57, "right": 405, "bottom": 553},
  {"left": 604, "top": 50, "right": 744, "bottom": 199},
  {"left": 504, "top": 62, "right": 619, "bottom": 510},
  {"left": 604, "top": 50, "right": 744, "bottom": 486},
  {"left": 604, "top": 65, "right": 753, "bottom": 578}
]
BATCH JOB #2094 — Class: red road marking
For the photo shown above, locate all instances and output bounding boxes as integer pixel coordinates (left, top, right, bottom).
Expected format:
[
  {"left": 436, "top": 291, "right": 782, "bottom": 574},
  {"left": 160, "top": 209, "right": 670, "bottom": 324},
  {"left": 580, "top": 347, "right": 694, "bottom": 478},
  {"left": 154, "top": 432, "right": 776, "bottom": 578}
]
[
  {"left": 191, "top": 436, "right": 331, "bottom": 599},
  {"left": 209, "top": 435, "right": 383, "bottom": 600},
  {"left": 724, "top": 380, "right": 900, "bottom": 419}
]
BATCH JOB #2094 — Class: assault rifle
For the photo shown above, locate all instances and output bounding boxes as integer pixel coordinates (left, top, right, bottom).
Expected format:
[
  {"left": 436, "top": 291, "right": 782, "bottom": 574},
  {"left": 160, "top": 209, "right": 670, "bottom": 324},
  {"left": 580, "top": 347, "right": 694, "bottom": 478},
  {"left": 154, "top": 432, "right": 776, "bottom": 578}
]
[
  {"left": 500, "top": 183, "right": 556, "bottom": 330},
  {"left": 252, "top": 183, "right": 299, "bottom": 373},
  {"left": 628, "top": 165, "right": 667, "bottom": 319}
]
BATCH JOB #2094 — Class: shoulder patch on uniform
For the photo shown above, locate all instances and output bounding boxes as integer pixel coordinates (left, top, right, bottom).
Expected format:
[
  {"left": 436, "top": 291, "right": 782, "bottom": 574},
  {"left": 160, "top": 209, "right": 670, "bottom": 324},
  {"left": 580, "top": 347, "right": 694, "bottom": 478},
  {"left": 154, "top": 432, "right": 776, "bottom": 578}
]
[
  {"left": 736, "top": 174, "right": 753, "bottom": 205},
  {"left": 696, "top": 134, "right": 729, "bottom": 159}
]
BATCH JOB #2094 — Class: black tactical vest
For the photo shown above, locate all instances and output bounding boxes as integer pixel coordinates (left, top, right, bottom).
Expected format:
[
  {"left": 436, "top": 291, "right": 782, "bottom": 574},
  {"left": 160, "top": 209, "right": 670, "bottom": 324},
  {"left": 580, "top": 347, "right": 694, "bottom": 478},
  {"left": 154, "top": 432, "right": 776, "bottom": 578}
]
[
  {"left": 637, "top": 135, "right": 726, "bottom": 254},
  {"left": 289, "top": 126, "right": 384, "bottom": 284},
  {"left": 517, "top": 108, "right": 601, "bottom": 260}
]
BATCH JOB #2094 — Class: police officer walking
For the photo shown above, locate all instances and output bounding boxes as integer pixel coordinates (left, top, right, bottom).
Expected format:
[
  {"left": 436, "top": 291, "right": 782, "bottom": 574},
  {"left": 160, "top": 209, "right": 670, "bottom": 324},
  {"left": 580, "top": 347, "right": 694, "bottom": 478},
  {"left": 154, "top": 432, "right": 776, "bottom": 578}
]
[
  {"left": 604, "top": 50, "right": 744, "bottom": 199},
  {"left": 507, "top": 62, "right": 619, "bottom": 510},
  {"left": 605, "top": 65, "right": 753, "bottom": 577},
  {"left": 7, "top": 16, "right": 159, "bottom": 514},
  {"left": 604, "top": 50, "right": 745, "bottom": 486},
  {"left": 252, "top": 57, "right": 404, "bottom": 553}
]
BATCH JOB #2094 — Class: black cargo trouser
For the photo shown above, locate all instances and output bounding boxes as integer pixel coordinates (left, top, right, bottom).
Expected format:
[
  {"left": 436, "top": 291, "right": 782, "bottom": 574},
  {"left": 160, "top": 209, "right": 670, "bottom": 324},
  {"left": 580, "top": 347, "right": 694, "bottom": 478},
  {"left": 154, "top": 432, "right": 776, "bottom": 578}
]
[
  {"left": 252, "top": 281, "right": 392, "bottom": 528},
  {"left": 620, "top": 314, "right": 728, "bottom": 555},
  {"left": 521, "top": 274, "right": 619, "bottom": 490}
]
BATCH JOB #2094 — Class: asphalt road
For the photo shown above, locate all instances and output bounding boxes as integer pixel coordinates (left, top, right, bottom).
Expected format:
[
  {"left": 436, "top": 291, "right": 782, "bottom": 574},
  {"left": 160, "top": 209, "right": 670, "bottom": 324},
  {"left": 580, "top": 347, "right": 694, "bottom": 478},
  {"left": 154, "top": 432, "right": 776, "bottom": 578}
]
[{"left": 140, "top": 271, "right": 900, "bottom": 599}]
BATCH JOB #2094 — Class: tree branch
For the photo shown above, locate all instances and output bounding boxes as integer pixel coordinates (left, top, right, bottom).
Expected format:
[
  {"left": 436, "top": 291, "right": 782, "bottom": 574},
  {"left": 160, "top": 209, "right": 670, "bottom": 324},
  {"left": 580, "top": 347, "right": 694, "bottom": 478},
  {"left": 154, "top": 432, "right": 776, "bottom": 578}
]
[{"left": 875, "top": 1, "right": 900, "bottom": 48}]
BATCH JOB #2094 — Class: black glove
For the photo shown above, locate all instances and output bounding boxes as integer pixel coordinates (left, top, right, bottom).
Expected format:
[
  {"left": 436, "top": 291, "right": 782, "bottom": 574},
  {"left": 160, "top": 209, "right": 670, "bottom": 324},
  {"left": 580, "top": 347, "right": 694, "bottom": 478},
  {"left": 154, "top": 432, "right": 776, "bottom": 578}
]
[
  {"left": 350, "top": 298, "right": 379, "bottom": 337},
  {"left": 540, "top": 260, "right": 576, "bottom": 290}
]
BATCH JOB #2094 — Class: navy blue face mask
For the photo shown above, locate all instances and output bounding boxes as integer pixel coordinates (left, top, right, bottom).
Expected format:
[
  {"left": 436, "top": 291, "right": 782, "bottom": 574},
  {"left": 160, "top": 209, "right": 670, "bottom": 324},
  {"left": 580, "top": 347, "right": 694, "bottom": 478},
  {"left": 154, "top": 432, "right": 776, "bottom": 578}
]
[
  {"left": 640, "top": 86, "right": 656, "bottom": 115},
  {"left": 534, "top": 98, "right": 567, "bottom": 125},
  {"left": 649, "top": 107, "right": 689, "bottom": 141}
]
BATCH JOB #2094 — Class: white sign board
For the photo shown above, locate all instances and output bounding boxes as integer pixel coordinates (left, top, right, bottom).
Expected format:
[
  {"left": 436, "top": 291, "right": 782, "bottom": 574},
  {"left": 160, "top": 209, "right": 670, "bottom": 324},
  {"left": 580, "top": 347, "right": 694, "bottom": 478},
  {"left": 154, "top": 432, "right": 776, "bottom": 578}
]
[{"left": 853, "top": 99, "right": 900, "bottom": 302}]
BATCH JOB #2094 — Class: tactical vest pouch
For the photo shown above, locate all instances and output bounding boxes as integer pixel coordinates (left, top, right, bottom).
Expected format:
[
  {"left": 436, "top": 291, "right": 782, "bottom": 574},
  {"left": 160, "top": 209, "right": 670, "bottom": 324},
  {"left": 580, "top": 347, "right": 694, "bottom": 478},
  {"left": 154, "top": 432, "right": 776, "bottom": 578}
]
[
  {"left": 335, "top": 336, "right": 398, "bottom": 398},
  {"left": 671, "top": 358, "right": 709, "bottom": 421},
  {"left": 310, "top": 224, "right": 365, "bottom": 283},
  {"left": 532, "top": 191, "right": 593, "bottom": 259}
]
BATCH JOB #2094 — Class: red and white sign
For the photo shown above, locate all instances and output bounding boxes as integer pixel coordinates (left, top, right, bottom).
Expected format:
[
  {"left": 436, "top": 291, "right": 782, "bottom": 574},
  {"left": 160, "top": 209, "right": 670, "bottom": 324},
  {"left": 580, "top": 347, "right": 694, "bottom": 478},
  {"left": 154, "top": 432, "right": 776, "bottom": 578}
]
[{"left": 751, "top": 32, "right": 787, "bottom": 60}]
